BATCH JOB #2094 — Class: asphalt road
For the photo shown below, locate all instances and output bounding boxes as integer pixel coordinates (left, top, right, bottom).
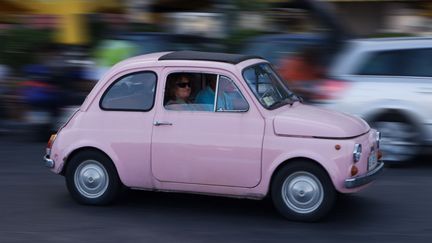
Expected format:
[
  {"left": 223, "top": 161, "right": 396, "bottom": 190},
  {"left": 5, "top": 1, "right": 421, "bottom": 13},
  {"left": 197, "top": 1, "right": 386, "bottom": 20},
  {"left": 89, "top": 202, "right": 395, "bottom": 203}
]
[{"left": 1, "top": 137, "right": 432, "bottom": 243}]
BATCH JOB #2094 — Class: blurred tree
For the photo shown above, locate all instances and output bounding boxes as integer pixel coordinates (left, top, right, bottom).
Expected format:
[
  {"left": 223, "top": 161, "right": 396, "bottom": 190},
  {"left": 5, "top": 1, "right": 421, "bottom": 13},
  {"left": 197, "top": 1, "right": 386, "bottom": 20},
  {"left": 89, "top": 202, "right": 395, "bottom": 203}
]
[
  {"left": 224, "top": 29, "right": 264, "bottom": 52},
  {"left": 222, "top": 0, "right": 270, "bottom": 52},
  {"left": 233, "top": 0, "right": 268, "bottom": 11},
  {"left": 0, "top": 27, "right": 53, "bottom": 72}
]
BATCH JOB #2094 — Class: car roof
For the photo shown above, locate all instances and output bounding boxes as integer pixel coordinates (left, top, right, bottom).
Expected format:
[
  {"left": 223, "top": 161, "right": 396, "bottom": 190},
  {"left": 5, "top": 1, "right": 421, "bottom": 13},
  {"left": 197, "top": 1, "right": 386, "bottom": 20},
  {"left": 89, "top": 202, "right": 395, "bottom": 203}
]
[
  {"left": 246, "top": 33, "right": 324, "bottom": 43},
  {"left": 113, "top": 51, "right": 264, "bottom": 69},
  {"left": 158, "top": 51, "right": 262, "bottom": 64},
  {"left": 329, "top": 36, "right": 432, "bottom": 75},
  {"left": 353, "top": 36, "right": 432, "bottom": 42},
  {"left": 349, "top": 36, "right": 432, "bottom": 47}
]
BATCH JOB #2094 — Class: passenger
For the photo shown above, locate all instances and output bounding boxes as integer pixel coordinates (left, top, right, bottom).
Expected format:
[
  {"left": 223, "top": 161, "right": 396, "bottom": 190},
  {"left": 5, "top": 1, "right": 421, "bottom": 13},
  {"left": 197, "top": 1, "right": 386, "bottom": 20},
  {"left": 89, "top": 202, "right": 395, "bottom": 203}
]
[
  {"left": 195, "top": 74, "right": 233, "bottom": 111},
  {"left": 165, "top": 74, "right": 193, "bottom": 110}
]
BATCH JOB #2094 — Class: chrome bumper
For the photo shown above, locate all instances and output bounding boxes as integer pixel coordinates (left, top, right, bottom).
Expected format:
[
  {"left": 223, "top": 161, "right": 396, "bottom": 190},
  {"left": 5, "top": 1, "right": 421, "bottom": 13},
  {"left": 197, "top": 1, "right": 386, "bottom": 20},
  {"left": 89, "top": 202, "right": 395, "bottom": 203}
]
[
  {"left": 344, "top": 161, "right": 384, "bottom": 189},
  {"left": 44, "top": 155, "right": 55, "bottom": 168}
]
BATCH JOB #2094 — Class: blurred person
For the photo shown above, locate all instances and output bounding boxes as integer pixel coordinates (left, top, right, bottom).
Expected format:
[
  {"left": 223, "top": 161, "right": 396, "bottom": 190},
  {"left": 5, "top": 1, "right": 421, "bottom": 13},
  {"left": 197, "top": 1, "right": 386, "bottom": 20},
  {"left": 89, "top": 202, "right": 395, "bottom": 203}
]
[
  {"left": 0, "top": 64, "right": 10, "bottom": 93},
  {"left": 0, "top": 64, "right": 11, "bottom": 131},
  {"left": 0, "top": 64, "right": 10, "bottom": 81},
  {"left": 278, "top": 47, "right": 325, "bottom": 102},
  {"left": 19, "top": 63, "right": 61, "bottom": 138}
]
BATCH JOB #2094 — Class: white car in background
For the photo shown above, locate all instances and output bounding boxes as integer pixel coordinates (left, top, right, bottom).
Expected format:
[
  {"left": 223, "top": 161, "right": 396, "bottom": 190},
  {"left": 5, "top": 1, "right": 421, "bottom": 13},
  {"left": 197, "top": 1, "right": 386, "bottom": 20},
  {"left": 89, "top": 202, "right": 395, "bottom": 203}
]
[{"left": 317, "top": 37, "right": 432, "bottom": 164}]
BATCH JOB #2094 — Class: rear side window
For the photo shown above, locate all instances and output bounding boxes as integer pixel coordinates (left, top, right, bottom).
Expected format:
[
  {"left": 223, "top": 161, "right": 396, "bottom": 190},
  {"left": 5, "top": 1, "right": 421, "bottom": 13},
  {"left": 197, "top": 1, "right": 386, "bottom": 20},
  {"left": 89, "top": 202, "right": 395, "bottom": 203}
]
[
  {"left": 357, "top": 48, "right": 432, "bottom": 77},
  {"left": 403, "top": 49, "right": 432, "bottom": 77},
  {"left": 357, "top": 51, "right": 403, "bottom": 76},
  {"left": 100, "top": 71, "right": 157, "bottom": 111}
]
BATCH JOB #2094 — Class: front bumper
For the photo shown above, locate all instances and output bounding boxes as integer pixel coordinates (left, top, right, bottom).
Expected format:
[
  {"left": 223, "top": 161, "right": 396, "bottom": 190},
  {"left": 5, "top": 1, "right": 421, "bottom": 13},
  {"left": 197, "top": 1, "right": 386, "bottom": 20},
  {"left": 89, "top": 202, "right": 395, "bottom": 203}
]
[
  {"left": 344, "top": 161, "right": 384, "bottom": 189},
  {"left": 43, "top": 155, "right": 55, "bottom": 168}
]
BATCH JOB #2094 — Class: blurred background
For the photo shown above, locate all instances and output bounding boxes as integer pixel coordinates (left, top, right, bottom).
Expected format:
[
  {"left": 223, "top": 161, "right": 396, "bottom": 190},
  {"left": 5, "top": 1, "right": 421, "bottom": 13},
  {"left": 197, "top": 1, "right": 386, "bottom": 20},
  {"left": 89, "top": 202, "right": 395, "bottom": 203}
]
[{"left": 0, "top": 0, "right": 431, "bottom": 163}]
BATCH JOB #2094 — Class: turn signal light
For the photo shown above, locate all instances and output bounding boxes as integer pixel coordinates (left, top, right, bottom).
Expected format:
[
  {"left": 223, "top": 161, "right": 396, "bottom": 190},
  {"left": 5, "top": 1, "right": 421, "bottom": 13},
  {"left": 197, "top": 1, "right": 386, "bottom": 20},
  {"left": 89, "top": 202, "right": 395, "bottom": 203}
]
[
  {"left": 350, "top": 165, "right": 359, "bottom": 177},
  {"left": 377, "top": 150, "right": 383, "bottom": 160},
  {"left": 47, "top": 134, "right": 57, "bottom": 149}
]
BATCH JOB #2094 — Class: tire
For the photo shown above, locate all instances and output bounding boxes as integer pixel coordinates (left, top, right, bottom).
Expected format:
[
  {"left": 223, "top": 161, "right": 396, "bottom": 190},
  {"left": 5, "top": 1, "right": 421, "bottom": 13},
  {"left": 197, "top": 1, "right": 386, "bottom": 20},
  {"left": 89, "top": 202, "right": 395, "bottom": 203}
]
[
  {"left": 271, "top": 161, "right": 336, "bottom": 222},
  {"left": 371, "top": 113, "right": 420, "bottom": 164},
  {"left": 65, "top": 151, "right": 121, "bottom": 205}
]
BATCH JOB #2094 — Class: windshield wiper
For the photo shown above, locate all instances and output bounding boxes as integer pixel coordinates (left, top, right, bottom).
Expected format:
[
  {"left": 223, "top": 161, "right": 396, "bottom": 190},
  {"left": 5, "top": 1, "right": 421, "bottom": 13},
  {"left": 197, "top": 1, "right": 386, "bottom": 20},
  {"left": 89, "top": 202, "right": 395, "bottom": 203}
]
[
  {"left": 293, "top": 94, "right": 303, "bottom": 103},
  {"left": 287, "top": 92, "right": 303, "bottom": 104},
  {"left": 267, "top": 98, "right": 293, "bottom": 109}
]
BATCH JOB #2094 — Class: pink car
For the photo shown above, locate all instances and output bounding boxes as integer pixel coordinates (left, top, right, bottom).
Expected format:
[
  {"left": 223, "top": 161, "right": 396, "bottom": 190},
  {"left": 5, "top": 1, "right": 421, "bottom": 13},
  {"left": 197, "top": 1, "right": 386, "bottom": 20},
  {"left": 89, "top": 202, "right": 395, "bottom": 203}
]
[{"left": 44, "top": 51, "right": 383, "bottom": 221}]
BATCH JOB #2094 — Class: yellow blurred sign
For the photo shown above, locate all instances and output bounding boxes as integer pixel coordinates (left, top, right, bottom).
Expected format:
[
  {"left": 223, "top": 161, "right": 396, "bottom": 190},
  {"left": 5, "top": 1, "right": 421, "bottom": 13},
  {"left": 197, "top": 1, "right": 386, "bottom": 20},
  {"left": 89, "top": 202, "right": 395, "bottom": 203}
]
[{"left": 3, "top": 0, "right": 123, "bottom": 45}]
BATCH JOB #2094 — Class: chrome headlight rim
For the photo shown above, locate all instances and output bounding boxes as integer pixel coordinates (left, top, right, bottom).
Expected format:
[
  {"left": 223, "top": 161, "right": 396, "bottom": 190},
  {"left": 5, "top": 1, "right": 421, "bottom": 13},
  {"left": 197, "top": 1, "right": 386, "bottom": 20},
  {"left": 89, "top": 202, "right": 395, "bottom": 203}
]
[
  {"left": 376, "top": 131, "right": 381, "bottom": 149},
  {"left": 353, "top": 143, "right": 362, "bottom": 163}
]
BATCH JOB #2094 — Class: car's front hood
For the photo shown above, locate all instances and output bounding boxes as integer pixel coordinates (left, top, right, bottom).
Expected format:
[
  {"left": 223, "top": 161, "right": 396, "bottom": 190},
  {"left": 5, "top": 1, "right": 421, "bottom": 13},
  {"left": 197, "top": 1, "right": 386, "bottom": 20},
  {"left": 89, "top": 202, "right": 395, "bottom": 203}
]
[{"left": 273, "top": 104, "right": 370, "bottom": 138}]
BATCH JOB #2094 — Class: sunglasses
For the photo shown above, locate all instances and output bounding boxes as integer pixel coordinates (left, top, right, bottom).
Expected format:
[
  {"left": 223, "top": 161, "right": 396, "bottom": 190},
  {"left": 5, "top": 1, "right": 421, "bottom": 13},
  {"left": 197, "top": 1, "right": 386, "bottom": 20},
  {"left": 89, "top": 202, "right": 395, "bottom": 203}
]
[{"left": 176, "top": 82, "right": 191, "bottom": 88}]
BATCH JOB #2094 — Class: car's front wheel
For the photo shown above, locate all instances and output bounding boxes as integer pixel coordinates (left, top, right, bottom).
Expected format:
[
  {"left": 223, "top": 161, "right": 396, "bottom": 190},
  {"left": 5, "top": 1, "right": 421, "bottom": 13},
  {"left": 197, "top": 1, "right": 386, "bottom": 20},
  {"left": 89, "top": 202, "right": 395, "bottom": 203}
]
[
  {"left": 271, "top": 161, "right": 336, "bottom": 222},
  {"left": 65, "top": 151, "right": 121, "bottom": 205}
]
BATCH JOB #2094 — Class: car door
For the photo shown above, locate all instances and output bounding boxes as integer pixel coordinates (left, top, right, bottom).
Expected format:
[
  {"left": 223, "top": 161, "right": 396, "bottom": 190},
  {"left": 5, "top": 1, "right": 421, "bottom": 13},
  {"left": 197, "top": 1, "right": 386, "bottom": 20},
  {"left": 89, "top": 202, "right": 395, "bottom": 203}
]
[
  {"left": 151, "top": 67, "right": 265, "bottom": 188},
  {"left": 95, "top": 69, "right": 158, "bottom": 188}
]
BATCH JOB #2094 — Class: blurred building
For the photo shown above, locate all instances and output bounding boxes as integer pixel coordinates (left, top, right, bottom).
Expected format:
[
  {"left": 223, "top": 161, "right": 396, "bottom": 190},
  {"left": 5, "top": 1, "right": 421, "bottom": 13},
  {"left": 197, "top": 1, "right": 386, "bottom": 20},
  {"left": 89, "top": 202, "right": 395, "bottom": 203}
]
[
  {"left": 331, "top": 0, "right": 432, "bottom": 36},
  {"left": 269, "top": 0, "right": 432, "bottom": 36},
  {"left": 0, "top": 0, "right": 123, "bottom": 45}
]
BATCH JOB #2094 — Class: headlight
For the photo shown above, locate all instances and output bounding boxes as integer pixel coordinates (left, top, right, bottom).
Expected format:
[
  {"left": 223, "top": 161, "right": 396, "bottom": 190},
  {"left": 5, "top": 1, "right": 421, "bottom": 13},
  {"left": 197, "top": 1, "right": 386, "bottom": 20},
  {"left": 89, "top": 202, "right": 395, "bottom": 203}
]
[
  {"left": 353, "top": 143, "right": 362, "bottom": 163},
  {"left": 376, "top": 131, "right": 381, "bottom": 149}
]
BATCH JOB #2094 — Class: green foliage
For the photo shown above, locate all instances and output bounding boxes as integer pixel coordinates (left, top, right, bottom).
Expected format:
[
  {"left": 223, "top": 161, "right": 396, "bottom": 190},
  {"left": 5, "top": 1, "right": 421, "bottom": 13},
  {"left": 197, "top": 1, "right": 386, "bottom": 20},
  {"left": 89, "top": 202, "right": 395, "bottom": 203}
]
[
  {"left": 368, "top": 32, "right": 416, "bottom": 38},
  {"left": 224, "top": 29, "right": 264, "bottom": 52},
  {"left": 233, "top": 0, "right": 268, "bottom": 11},
  {"left": 0, "top": 27, "right": 53, "bottom": 71}
]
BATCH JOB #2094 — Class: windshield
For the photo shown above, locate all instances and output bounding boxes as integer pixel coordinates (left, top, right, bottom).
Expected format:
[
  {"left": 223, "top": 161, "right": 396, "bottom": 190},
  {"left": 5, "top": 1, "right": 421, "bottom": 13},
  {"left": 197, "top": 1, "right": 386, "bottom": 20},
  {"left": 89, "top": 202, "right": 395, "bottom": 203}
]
[{"left": 242, "top": 63, "right": 298, "bottom": 109}]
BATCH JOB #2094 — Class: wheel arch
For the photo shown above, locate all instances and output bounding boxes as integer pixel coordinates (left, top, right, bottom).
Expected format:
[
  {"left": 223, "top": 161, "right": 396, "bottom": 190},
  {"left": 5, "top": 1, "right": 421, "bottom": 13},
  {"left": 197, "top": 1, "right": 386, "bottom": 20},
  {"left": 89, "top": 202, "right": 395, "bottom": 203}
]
[
  {"left": 365, "top": 108, "right": 426, "bottom": 141},
  {"left": 61, "top": 147, "right": 119, "bottom": 178},
  {"left": 268, "top": 156, "right": 337, "bottom": 221},
  {"left": 268, "top": 157, "right": 334, "bottom": 196}
]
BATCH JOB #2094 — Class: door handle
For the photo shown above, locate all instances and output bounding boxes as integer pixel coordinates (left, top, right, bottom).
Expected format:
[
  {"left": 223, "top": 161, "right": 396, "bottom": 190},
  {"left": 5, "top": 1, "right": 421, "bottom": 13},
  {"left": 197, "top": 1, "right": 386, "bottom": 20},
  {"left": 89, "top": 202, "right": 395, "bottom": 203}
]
[{"left": 153, "top": 121, "right": 173, "bottom": 126}]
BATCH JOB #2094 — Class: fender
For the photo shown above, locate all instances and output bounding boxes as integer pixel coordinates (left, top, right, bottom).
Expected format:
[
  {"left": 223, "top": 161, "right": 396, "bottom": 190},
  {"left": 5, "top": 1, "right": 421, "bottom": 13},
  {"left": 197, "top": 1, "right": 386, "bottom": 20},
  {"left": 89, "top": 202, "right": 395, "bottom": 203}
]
[{"left": 262, "top": 149, "right": 346, "bottom": 194}]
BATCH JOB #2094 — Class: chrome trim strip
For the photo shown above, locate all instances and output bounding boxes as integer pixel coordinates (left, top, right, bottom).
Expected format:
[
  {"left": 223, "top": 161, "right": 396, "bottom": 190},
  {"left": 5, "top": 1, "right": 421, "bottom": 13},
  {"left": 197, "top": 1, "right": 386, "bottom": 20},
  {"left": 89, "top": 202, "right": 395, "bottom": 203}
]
[
  {"left": 312, "top": 130, "right": 370, "bottom": 140},
  {"left": 44, "top": 155, "right": 55, "bottom": 168},
  {"left": 276, "top": 130, "right": 370, "bottom": 140},
  {"left": 213, "top": 74, "right": 220, "bottom": 112},
  {"left": 344, "top": 161, "right": 384, "bottom": 189}
]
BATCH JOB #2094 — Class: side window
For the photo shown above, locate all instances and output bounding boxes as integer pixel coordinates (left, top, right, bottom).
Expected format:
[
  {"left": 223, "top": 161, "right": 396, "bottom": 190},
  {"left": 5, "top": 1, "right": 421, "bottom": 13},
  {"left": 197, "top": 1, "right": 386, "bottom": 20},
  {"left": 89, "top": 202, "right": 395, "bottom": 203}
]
[
  {"left": 358, "top": 49, "right": 432, "bottom": 77},
  {"left": 403, "top": 49, "right": 432, "bottom": 77},
  {"left": 164, "top": 72, "right": 208, "bottom": 111},
  {"left": 216, "top": 76, "right": 249, "bottom": 112},
  {"left": 357, "top": 51, "right": 403, "bottom": 76},
  {"left": 163, "top": 72, "right": 248, "bottom": 112},
  {"left": 101, "top": 71, "right": 156, "bottom": 111}
]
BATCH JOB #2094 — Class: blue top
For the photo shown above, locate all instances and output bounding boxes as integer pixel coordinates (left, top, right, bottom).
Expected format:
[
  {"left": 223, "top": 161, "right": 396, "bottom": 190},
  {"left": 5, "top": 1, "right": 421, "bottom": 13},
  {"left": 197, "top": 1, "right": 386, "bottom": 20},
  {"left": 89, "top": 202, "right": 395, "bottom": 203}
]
[{"left": 195, "top": 86, "right": 233, "bottom": 111}]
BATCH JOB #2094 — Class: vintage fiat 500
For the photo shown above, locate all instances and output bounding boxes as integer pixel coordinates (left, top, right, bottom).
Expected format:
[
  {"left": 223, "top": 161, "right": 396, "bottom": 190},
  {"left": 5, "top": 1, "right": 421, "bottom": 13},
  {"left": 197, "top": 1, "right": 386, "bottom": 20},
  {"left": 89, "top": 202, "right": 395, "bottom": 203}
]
[{"left": 44, "top": 51, "right": 383, "bottom": 221}]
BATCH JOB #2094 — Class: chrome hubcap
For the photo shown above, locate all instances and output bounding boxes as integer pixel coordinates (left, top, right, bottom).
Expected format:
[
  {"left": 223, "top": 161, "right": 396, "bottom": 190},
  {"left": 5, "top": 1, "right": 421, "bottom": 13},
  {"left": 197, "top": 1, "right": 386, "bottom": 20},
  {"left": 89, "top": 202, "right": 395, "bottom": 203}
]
[
  {"left": 373, "top": 121, "right": 418, "bottom": 162},
  {"left": 74, "top": 160, "right": 109, "bottom": 198},
  {"left": 282, "top": 172, "right": 323, "bottom": 214}
]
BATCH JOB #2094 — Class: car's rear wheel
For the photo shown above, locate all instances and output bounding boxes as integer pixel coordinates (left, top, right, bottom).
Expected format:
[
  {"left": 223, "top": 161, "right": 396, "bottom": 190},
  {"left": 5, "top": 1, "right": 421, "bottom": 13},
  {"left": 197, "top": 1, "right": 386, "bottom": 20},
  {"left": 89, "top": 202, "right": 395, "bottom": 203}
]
[
  {"left": 271, "top": 161, "right": 336, "bottom": 222},
  {"left": 371, "top": 113, "right": 420, "bottom": 164},
  {"left": 65, "top": 151, "right": 121, "bottom": 205}
]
